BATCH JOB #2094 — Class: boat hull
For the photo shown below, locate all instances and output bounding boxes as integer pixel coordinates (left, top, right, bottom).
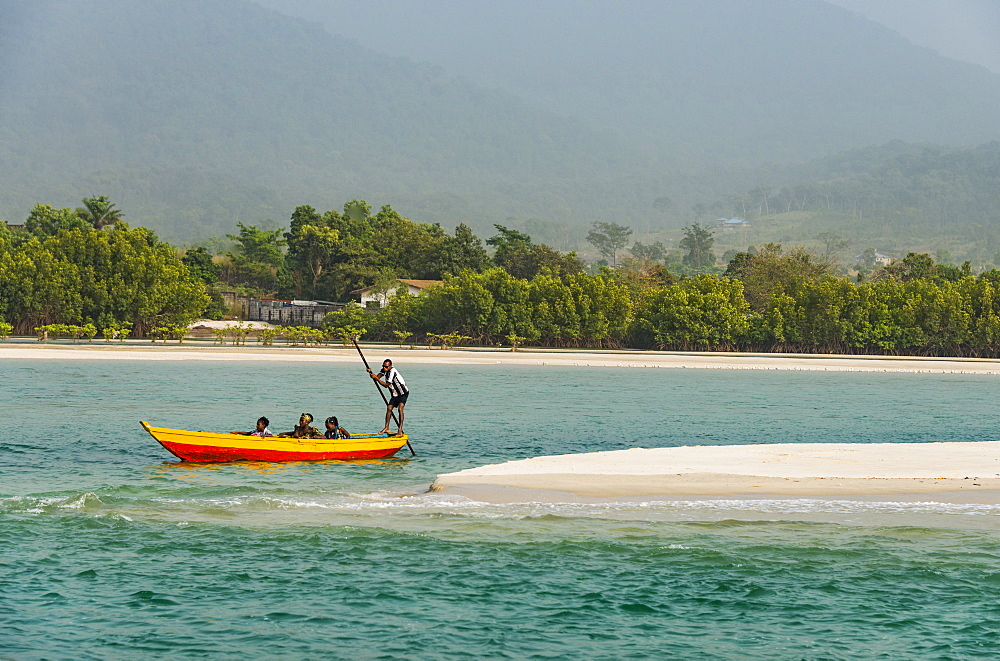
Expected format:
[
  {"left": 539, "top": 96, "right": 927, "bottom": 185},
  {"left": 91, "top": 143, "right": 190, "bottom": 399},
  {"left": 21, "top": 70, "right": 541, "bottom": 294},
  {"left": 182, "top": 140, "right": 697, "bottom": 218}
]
[{"left": 141, "top": 421, "right": 408, "bottom": 463}]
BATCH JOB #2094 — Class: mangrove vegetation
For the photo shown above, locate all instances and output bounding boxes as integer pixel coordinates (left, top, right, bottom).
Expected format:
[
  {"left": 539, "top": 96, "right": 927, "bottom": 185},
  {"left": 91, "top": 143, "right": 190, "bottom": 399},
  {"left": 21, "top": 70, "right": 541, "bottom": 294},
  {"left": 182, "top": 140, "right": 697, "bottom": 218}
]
[{"left": 4, "top": 197, "right": 1000, "bottom": 357}]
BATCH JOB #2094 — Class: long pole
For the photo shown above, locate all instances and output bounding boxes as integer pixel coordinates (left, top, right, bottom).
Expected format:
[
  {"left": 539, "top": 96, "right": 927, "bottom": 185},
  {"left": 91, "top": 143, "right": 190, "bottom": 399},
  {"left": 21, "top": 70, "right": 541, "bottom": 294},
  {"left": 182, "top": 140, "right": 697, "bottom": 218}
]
[{"left": 353, "top": 339, "right": 415, "bottom": 456}]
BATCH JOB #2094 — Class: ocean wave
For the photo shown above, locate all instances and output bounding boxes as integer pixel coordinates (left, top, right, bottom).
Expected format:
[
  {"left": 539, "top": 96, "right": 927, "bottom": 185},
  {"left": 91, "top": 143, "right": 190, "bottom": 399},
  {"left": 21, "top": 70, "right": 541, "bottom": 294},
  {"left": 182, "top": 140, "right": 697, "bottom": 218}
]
[
  {"left": 0, "top": 492, "right": 106, "bottom": 514},
  {"left": 148, "top": 490, "right": 1000, "bottom": 523},
  {"left": 6, "top": 488, "right": 1000, "bottom": 529}
]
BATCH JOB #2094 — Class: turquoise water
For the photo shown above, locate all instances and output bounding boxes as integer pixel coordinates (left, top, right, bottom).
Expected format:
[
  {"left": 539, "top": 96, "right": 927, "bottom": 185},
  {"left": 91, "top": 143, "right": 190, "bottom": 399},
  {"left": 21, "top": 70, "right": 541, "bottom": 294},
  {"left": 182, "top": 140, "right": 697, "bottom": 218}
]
[{"left": 3, "top": 357, "right": 1000, "bottom": 658}]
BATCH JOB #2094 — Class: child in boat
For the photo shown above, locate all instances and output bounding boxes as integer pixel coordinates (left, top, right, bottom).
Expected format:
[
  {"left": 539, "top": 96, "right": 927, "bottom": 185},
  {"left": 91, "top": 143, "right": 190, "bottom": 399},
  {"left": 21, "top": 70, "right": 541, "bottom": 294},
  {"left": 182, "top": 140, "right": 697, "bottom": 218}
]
[
  {"left": 232, "top": 416, "right": 272, "bottom": 437},
  {"left": 323, "top": 416, "right": 351, "bottom": 439},
  {"left": 277, "top": 413, "right": 320, "bottom": 438}
]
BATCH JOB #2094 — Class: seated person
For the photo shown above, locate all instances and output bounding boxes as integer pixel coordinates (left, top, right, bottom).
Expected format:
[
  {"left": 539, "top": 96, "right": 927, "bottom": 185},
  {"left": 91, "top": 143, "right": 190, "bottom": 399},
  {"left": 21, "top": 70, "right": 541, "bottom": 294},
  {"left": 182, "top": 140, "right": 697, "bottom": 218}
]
[
  {"left": 323, "top": 416, "right": 351, "bottom": 439},
  {"left": 232, "top": 416, "right": 272, "bottom": 437},
  {"left": 277, "top": 413, "right": 320, "bottom": 438}
]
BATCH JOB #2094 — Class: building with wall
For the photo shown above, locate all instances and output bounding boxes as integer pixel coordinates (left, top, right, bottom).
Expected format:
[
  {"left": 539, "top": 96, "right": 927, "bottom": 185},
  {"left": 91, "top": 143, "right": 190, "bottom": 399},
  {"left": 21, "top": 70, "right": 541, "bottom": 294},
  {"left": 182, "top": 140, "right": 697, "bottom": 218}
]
[{"left": 221, "top": 292, "right": 345, "bottom": 326}]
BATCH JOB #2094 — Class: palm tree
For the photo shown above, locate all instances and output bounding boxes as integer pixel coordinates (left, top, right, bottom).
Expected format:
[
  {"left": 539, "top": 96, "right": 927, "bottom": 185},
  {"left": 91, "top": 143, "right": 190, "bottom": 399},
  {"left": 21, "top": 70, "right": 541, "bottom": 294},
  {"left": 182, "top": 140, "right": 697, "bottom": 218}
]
[{"left": 76, "top": 195, "right": 124, "bottom": 230}]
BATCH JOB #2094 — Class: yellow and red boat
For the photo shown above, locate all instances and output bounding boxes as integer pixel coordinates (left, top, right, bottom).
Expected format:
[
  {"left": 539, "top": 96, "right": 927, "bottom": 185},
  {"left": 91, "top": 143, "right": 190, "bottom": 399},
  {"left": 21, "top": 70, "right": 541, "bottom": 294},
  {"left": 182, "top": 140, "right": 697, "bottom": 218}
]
[{"left": 141, "top": 421, "right": 409, "bottom": 463}]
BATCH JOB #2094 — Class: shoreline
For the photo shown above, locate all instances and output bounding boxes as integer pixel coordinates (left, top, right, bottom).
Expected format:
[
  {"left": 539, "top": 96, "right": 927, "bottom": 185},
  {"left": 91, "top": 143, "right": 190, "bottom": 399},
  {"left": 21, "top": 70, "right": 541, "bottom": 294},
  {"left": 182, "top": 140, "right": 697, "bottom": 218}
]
[
  {"left": 2, "top": 342, "right": 1000, "bottom": 374},
  {"left": 6, "top": 342, "right": 999, "bottom": 503},
  {"left": 431, "top": 442, "right": 1000, "bottom": 502}
]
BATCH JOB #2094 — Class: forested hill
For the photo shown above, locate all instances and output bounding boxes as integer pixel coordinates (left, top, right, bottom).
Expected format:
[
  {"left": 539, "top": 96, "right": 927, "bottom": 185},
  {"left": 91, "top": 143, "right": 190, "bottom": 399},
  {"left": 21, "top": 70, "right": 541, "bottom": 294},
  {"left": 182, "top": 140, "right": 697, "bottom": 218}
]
[
  {"left": 257, "top": 0, "right": 1000, "bottom": 164},
  {"left": 685, "top": 142, "right": 1000, "bottom": 264},
  {"left": 0, "top": 0, "right": 645, "bottom": 240},
  {"left": 2, "top": 0, "right": 1000, "bottom": 245},
  {"left": 781, "top": 142, "right": 1000, "bottom": 230}
]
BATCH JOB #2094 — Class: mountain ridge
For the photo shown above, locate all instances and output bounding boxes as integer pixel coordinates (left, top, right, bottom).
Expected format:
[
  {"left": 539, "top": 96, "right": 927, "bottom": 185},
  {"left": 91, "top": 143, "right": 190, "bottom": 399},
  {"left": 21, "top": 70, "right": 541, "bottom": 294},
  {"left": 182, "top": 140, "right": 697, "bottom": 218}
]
[{"left": 1, "top": 0, "right": 997, "bottom": 244}]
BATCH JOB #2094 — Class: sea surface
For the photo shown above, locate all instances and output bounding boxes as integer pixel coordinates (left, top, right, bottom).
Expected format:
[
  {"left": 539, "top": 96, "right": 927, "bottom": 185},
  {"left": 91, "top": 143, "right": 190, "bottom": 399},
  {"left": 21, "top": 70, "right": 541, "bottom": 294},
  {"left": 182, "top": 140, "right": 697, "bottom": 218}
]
[{"left": 3, "top": 355, "right": 1000, "bottom": 659}]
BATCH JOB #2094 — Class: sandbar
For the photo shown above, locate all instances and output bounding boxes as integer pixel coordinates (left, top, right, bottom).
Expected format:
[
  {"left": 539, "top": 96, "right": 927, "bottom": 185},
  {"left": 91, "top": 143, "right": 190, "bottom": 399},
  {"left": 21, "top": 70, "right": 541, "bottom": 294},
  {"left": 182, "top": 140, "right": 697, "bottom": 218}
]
[{"left": 431, "top": 442, "right": 1000, "bottom": 501}]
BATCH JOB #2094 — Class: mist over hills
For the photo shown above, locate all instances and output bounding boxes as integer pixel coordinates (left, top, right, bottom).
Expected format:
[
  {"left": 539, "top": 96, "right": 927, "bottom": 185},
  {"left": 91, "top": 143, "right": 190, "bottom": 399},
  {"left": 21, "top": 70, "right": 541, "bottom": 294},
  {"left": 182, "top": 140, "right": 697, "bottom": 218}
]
[
  {"left": 257, "top": 0, "right": 1000, "bottom": 163},
  {"left": 0, "top": 0, "right": 645, "bottom": 240},
  {"left": 0, "top": 0, "right": 998, "bottom": 248}
]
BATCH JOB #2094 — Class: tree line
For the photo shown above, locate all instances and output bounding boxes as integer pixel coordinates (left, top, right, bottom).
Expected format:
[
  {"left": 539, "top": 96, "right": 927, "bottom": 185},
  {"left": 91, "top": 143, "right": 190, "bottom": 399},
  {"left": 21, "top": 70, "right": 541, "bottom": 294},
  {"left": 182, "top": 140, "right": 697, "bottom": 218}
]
[
  {"left": 0, "top": 199, "right": 207, "bottom": 335},
  {"left": 342, "top": 249, "right": 1000, "bottom": 357},
  {"left": 6, "top": 196, "right": 1000, "bottom": 357}
]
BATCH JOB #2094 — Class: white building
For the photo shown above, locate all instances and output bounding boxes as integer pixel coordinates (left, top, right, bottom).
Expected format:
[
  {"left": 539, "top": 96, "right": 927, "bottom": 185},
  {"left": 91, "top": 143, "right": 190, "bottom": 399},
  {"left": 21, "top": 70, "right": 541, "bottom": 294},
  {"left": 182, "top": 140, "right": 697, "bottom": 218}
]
[
  {"left": 855, "top": 251, "right": 894, "bottom": 267},
  {"left": 717, "top": 217, "right": 751, "bottom": 230},
  {"left": 353, "top": 279, "right": 442, "bottom": 308}
]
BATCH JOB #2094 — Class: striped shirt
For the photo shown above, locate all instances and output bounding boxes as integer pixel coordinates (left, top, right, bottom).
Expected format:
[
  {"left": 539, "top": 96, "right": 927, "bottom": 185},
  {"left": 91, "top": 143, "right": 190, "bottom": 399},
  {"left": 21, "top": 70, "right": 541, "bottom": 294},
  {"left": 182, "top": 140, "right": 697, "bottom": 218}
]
[{"left": 382, "top": 367, "right": 408, "bottom": 397}]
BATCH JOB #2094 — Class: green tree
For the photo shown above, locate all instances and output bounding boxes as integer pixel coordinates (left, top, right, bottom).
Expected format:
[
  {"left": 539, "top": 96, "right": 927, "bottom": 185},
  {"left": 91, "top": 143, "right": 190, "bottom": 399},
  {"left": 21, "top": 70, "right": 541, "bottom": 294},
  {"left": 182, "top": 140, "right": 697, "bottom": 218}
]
[
  {"left": 612, "top": 259, "right": 676, "bottom": 302},
  {"left": 486, "top": 224, "right": 581, "bottom": 279},
  {"left": 528, "top": 273, "right": 582, "bottom": 346},
  {"left": 287, "top": 224, "right": 340, "bottom": 291},
  {"left": 725, "top": 244, "right": 835, "bottom": 312},
  {"left": 321, "top": 302, "right": 368, "bottom": 337},
  {"left": 224, "top": 222, "right": 287, "bottom": 293},
  {"left": 0, "top": 224, "right": 208, "bottom": 335},
  {"left": 566, "top": 273, "right": 632, "bottom": 348},
  {"left": 965, "top": 278, "right": 1000, "bottom": 355},
  {"left": 876, "top": 252, "right": 971, "bottom": 284},
  {"left": 630, "top": 241, "right": 666, "bottom": 262},
  {"left": 502, "top": 244, "right": 585, "bottom": 280},
  {"left": 795, "top": 278, "right": 858, "bottom": 351},
  {"left": 76, "top": 195, "right": 124, "bottom": 230},
  {"left": 486, "top": 225, "right": 533, "bottom": 266},
  {"left": 679, "top": 222, "right": 716, "bottom": 271},
  {"left": 182, "top": 247, "right": 222, "bottom": 285},
  {"left": 287, "top": 204, "right": 322, "bottom": 239},
  {"left": 747, "top": 293, "right": 803, "bottom": 349},
  {"left": 631, "top": 275, "right": 749, "bottom": 350},
  {"left": 372, "top": 287, "right": 427, "bottom": 339},
  {"left": 227, "top": 222, "right": 285, "bottom": 267},
  {"left": 23, "top": 204, "right": 90, "bottom": 235},
  {"left": 586, "top": 221, "right": 633, "bottom": 267},
  {"left": 293, "top": 201, "right": 493, "bottom": 301},
  {"left": 430, "top": 223, "right": 491, "bottom": 275},
  {"left": 0, "top": 242, "right": 83, "bottom": 330}
]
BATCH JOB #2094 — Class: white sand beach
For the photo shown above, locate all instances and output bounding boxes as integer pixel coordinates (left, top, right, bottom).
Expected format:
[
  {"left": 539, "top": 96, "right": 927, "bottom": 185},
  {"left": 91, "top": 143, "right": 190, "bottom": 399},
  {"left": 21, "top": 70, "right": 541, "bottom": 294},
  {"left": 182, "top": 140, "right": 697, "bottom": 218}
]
[
  {"left": 3, "top": 342, "right": 1000, "bottom": 373},
  {"left": 5, "top": 342, "right": 1000, "bottom": 501},
  {"left": 430, "top": 442, "right": 1000, "bottom": 501}
]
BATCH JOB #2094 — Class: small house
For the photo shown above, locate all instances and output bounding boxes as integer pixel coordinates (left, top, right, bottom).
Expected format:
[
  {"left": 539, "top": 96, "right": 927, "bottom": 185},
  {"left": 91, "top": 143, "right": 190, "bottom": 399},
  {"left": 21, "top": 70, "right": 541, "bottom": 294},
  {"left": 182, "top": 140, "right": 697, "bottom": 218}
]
[
  {"left": 353, "top": 279, "right": 442, "bottom": 309},
  {"left": 717, "top": 217, "right": 751, "bottom": 230},
  {"left": 855, "top": 251, "right": 894, "bottom": 267}
]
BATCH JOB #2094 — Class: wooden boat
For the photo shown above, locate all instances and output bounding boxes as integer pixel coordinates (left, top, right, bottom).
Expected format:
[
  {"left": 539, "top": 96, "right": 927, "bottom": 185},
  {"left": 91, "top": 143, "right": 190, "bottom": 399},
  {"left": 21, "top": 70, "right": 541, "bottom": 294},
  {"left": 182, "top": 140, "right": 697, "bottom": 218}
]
[{"left": 141, "top": 421, "right": 409, "bottom": 463}]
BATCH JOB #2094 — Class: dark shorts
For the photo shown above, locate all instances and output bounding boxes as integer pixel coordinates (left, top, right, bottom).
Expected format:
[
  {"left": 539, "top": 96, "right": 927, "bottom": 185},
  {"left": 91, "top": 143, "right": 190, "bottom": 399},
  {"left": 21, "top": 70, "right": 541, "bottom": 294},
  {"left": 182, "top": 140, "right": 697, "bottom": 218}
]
[{"left": 389, "top": 392, "right": 409, "bottom": 406}]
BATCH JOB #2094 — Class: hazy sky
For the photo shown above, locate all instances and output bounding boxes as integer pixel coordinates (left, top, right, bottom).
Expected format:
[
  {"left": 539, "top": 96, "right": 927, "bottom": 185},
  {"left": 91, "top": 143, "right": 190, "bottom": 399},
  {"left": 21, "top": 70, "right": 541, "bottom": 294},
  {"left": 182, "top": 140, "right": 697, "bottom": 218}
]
[{"left": 827, "top": 0, "right": 1000, "bottom": 74}]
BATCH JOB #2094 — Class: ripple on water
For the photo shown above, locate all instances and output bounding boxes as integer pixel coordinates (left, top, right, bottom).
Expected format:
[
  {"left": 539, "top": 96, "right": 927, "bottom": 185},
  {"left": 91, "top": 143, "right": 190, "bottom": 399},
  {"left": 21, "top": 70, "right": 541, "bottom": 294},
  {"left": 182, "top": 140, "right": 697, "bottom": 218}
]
[{"left": 4, "top": 360, "right": 1000, "bottom": 657}]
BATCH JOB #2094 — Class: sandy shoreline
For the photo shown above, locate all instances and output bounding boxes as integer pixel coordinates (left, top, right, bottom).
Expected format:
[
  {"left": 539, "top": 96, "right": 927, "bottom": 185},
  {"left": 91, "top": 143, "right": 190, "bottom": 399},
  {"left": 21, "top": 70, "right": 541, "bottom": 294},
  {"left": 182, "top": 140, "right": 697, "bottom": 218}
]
[
  {"left": 3, "top": 342, "right": 1000, "bottom": 374},
  {"left": 8, "top": 343, "right": 999, "bottom": 502},
  {"left": 431, "top": 442, "right": 1000, "bottom": 502}
]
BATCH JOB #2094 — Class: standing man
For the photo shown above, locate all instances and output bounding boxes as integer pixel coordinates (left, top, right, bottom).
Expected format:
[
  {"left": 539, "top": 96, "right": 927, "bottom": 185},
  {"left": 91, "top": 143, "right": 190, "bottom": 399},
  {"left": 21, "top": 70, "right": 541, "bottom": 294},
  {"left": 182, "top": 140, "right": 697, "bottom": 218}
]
[{"left": 369, "top": 359, "right": 408, "bottom": 436}]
